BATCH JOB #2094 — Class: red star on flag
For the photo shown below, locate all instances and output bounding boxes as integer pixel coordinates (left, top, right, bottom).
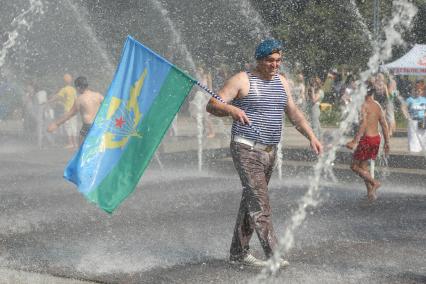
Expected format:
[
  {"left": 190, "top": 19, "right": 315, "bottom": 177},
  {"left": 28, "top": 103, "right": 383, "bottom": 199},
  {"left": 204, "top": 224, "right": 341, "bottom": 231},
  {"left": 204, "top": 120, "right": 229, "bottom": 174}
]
[{"left": 115, "top": 116, "right": 125, "bottom": 128}]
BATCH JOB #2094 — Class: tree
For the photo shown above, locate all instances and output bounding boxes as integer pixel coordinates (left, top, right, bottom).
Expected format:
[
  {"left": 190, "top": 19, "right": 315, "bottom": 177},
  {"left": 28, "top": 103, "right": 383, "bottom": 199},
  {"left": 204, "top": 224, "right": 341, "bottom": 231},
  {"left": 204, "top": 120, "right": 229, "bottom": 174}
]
[
  {"left": 410, "top": 2, "right": 426, "bottom": 44},
  {"left": 273, "top": 1, "right": 371, "bottom": 78}
]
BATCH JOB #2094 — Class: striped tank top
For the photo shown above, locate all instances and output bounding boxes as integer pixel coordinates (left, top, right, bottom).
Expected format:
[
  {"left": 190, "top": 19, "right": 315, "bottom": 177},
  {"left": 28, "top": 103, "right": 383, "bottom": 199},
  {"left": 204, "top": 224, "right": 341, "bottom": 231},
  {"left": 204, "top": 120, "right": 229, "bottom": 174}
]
[{"left": 231, "top": 72, "right": 287, "bottom": 145}]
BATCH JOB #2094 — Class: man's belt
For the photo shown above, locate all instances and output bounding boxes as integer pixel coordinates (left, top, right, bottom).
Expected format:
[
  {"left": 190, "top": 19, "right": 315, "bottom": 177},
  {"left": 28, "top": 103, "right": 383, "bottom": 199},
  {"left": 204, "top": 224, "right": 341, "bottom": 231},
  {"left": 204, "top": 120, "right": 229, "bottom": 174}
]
[{"left": 232, "top": 135, "right": 275, "bottom": 153}]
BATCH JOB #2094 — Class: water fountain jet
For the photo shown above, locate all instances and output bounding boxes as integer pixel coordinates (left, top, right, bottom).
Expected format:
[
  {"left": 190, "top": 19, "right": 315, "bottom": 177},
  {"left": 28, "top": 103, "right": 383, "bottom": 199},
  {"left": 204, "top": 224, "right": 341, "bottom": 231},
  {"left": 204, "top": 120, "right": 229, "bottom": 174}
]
[
  {"left": 255, "top": 0, "right": 418, "bottom": 280},
  {"left": 0, "top": 0, "right": 44, "bottom": 70}
]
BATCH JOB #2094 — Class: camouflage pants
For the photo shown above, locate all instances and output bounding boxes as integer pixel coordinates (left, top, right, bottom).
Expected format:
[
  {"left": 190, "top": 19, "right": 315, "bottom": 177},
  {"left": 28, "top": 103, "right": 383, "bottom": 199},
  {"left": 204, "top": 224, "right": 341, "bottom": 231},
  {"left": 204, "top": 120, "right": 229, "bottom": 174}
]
[{"left": 229, "top": 141, "right": 278, "bottom": 260}]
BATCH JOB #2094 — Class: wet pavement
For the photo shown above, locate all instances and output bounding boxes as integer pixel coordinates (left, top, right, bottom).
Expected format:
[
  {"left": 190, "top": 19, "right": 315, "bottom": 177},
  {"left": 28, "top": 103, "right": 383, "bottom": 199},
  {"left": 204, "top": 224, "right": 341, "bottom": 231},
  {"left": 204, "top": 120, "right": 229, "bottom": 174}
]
[
  {"left": 1, "top": 117, "right": 426, "bottom": 283},
  {"left": 0, "top": 133, "right": 425, "bottom": 283}
]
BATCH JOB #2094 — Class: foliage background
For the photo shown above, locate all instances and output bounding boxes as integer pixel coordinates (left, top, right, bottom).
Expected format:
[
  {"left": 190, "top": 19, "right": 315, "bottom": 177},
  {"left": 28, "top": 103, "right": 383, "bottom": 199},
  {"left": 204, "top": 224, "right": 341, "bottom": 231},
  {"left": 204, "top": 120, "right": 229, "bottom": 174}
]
[{"left": 253, "top": 0, "right": 426, "bottom": 78}]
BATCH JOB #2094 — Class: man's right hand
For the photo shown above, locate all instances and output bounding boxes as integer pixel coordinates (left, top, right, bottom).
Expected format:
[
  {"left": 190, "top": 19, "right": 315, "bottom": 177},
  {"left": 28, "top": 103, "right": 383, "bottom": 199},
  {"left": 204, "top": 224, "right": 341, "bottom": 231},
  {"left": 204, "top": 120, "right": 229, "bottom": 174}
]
[
  {"left": 228, "top": 105, "right": 250, "bottom": 125},
  {"left": 384, "top": 142, "right": 390, "bottom": 156},
  {"left": 346, "top": 140, "right": 356, "bottom": 150},
  {"left": 47, "top": 123, "right": 58, "bottom": 133},
  {"left": 310, "top": 136, "right": 323, "bottom": 155}
]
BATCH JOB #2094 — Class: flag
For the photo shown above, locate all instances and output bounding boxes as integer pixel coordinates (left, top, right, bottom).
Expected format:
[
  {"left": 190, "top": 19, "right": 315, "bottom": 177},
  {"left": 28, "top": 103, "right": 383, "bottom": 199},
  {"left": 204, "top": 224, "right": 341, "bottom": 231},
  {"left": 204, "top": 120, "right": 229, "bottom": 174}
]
[{"left": 64, "top": 36, "right": 196, "bottom": 213}]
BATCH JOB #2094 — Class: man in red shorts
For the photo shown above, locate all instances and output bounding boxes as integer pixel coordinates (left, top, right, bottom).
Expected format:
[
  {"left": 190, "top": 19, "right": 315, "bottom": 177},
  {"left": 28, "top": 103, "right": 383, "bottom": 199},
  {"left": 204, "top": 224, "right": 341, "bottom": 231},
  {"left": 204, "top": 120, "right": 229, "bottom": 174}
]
[{"left": 346, "top": 83, "right": 390, "bottom": 201}]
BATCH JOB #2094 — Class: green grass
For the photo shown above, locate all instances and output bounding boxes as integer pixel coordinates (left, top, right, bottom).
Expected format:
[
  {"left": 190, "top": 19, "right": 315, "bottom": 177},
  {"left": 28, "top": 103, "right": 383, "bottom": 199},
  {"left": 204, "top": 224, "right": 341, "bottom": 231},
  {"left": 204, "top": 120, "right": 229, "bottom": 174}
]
[
  {"left": 395, "top": 109, "right": 408, "bottom": 129},
  {"left": 287, "top": 106, "right": 408, "bottom": 130},
  {"left": 320, "top": 108, "right": 341, "bottom": 127}
]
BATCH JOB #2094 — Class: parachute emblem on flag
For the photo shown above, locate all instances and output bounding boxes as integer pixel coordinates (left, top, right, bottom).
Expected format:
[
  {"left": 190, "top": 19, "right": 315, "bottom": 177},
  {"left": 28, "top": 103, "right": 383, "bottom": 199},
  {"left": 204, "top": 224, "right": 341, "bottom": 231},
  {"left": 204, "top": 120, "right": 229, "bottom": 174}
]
[
  {"left": 101, "top": 69, "right": 147, "bottom": 150},
  {"left": 81, "top": 69, "right": 147, "bottom": 166}
]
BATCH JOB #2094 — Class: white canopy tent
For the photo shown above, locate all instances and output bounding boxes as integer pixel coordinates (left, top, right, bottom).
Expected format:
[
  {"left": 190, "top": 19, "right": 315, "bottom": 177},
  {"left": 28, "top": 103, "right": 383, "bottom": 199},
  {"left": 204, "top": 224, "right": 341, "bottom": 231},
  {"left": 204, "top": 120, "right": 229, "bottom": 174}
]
[{"left": 384, "top": 44, "right": 426, "bottom": 76}]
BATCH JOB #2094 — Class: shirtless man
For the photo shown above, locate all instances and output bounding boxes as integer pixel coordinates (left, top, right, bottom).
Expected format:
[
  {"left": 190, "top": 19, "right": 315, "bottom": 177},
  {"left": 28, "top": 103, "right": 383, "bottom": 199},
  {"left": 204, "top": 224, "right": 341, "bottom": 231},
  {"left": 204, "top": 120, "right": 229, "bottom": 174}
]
[
  {"left": 346, "top": 84, "right": 390, "bottom": 201},
  {"left": 47, "top": 76, "right": 104, "bottom": 144}
]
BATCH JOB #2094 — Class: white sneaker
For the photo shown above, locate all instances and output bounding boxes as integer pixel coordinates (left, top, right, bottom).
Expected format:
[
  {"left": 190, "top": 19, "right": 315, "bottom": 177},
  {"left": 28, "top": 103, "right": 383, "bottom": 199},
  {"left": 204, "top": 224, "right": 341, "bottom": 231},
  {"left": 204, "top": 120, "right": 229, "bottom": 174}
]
[
  {"left": 279, "top": 258, "right": 290, "bottom": 267},
  {"left": 231, "top": 253, "right": 268, "bottom": 267}
]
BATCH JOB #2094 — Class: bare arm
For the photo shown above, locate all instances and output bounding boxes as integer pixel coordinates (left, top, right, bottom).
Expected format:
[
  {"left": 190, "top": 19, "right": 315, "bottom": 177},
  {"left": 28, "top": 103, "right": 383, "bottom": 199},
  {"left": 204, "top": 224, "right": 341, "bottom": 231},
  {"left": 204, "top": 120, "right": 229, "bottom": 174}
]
[
  {"left": 207, "top": 72, "right": 213, "bottom": 90},
  {"left": 301, "top": 84, "right": 306, "bottom": 101},
  {"left": 400, "top": 100, "right": 410, "bottom": 119},
  {"left": 344, "top": 102, "right": 367, "bottom": 149},
  {"left": 346, "top": 104, "right": 368, "bottom": 150},
  {"left": 281, "top": 76, "right": 323, "bottom": 154},
  {"left": 44, "top": 94, "right": 63, "bottom": 105},
  {"left": 354, "top": 105, "right": 368, "bottom": 143},
  {"left": 312, "top": 89, "right": 321, "bottom": 104},
  {"left": 378, "top": 107, "right": 390, "bottom": 155},
  {"left": 385, "top": 85, "right": 390, "bottom": 99},
  {"left": 206, "top": 72, "right": 250, "bottom": 125},
  {"left": 46, "top": 87, "right": 69, "bottom": 105},
  {"left": 47, "top": 101, "right": 78, "bottom": 132}
]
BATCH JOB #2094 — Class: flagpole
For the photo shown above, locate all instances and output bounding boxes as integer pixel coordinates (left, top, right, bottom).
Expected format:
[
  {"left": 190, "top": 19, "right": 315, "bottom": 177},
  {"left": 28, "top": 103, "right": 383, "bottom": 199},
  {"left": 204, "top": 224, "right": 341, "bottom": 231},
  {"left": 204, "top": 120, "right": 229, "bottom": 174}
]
[
  {"left": 195, "top": 81, "right": 226, "bottom": 103},
  {"left": 195, "top": 81, "right": 260, "bottom": 135}
]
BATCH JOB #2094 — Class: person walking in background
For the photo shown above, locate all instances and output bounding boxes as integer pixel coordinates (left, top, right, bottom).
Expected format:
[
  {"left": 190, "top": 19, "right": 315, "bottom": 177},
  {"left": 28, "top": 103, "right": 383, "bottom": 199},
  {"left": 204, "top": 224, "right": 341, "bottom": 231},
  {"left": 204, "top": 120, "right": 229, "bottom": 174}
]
[
  {"left": 214, "top": 64, "right": 230, "bottom": 92},
  {"left": 21, "top": 83, "right": 37, "bottom": 140},
  {"left": 307, "top": 76, "right": 324, "bottom": 138},
  {"left": 374, "top": 73, "right": 393, "bottom": 136},
  {"left": 401, "top": 80, "right": 426, "bottom": 153},
  {"left": 346, "top": 84, "right": 390, "bottom": 201},
  {"left": 34, "top": 86, "right": 55, "bottom": 148},
  {"left": 198, "top": 65, "right": 215, "bottom": 138},
  {"left": 292, "top": 72, "right": 306, "bottom": 113},
  {"left": 206, "top": 38, "right": 322, "bottom": 268},
  {"left": 48, "top": 76, "right": 104, "bottom": 145},
  {"left": 189, "top": 65, "right": 216, "bottom": 138},
  {"left": 386, "top": 74, "right": 399, "bottom": 135},
  {"left": 340, "top": 74, "right": 356, "bottom": 106},
  {"left": 340, "top": 75, "right": 360, "bottom": 135},
  {"left": 45, "top": 73, "right": 78, "bottom": 149},
  {"left": 331, "top": 70, "right": 343, "bottom": 106}
]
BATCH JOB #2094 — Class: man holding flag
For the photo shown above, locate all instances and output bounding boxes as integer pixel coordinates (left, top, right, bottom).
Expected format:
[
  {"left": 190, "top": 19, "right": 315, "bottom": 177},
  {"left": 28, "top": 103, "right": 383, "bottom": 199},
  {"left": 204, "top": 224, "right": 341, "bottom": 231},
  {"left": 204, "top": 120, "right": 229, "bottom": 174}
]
[
  {"left": 207, "top": 38, "right": 323, "bottom": 267},
  {"left": 58, "top": 36, "right": 320, "bottom": 268}
]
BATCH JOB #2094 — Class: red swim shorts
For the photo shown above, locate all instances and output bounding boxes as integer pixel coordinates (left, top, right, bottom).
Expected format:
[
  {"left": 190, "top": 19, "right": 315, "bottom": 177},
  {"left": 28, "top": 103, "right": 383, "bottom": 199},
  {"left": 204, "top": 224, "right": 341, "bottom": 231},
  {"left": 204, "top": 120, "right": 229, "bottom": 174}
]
[{"left": 353, "top": 135, "right": 381, "bottom": 161}]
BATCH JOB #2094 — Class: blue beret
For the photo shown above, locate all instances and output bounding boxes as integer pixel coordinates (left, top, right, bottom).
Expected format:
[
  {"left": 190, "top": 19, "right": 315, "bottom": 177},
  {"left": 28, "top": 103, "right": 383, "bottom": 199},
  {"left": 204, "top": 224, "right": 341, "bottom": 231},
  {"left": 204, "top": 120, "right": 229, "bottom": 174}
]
[{"left": 255, "top": 39, "right": 284, "bottom": 59}]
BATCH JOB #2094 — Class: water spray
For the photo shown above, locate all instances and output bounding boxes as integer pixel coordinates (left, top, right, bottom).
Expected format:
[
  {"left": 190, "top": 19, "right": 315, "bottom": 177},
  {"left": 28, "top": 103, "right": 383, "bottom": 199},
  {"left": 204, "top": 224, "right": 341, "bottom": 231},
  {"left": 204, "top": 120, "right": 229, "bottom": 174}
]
[
  {"left": 63, "top": 0, "right": 115, "bottom": 74},
  {"left": 149, "top": 0, "right": 204, "bottom": 170},
  {"left": 230, "top": 0, "right": 271, "bottom": 40},
  {"left": 0, "top": 0, "right": 44, "bottom": 70},
  {"left": 254, "top": 0, "right": 418, "bottom": 280}
]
